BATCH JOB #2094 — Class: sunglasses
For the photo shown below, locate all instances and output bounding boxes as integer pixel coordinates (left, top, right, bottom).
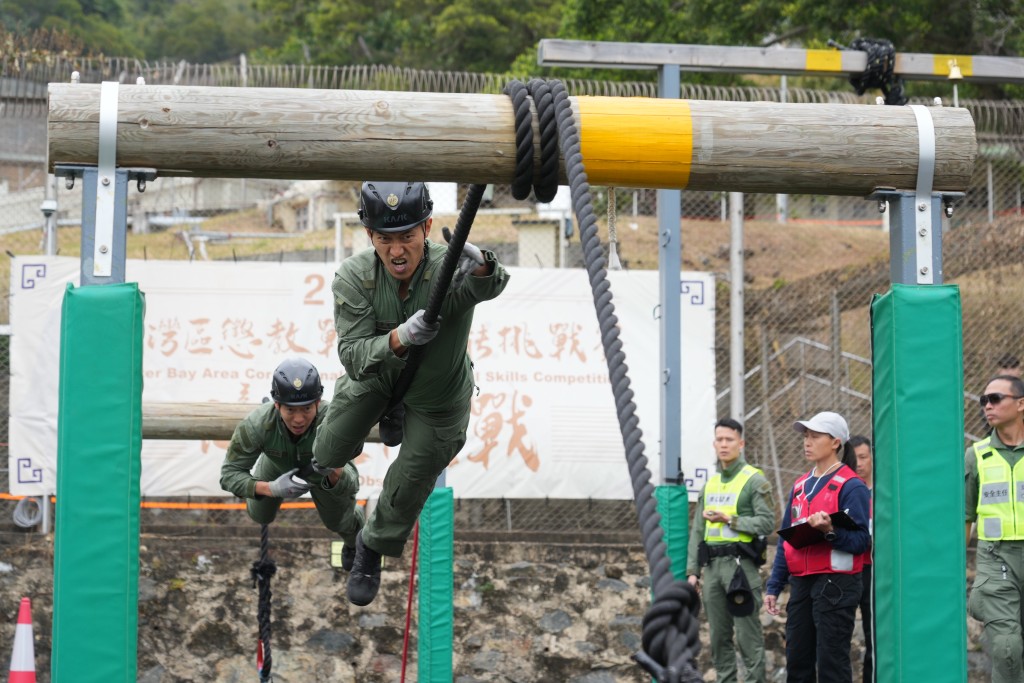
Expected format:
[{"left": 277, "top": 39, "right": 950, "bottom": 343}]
[{"left": 979, "top": 392, "right": 1024, "bottom": 407}]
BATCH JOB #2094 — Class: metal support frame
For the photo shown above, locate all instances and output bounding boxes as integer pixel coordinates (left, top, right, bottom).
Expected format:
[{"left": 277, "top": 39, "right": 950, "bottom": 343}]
[
  {"left": 729, "top": 192, "right": 745, "bottom": 422},
  {"left": 873, "top": 189, "right": 961, "bottom": 285},
  {"left": 657, "top": 64, "right": 683, "bottom": 483},
  {"left": 55, "top": 164, "right": 156, "bottom": 286}
]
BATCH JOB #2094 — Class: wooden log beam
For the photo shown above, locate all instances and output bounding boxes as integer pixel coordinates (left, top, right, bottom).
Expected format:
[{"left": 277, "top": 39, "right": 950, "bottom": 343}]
[
  {"left": 142, "top": 402, "right": 381, "bottom": 442},
  {"left": 47, "top": 83, "right": 977, "bottom": 196}
]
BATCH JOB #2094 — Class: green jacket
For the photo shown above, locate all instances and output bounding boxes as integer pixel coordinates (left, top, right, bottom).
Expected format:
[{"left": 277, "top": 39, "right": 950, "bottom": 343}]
[
  {"left": 686, "top": 457, "right": 776, "bottom": 577},
  {"left": 331, "top": 240, "right": 510, "bottom": 409},
  {"left": 219, "top": 401, "right": 329, "bottom": 499}
]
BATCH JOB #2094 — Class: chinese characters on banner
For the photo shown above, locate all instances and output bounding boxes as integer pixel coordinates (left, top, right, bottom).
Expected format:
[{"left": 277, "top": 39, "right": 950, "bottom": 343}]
[{"left": 9, "top": 256, "right": 715, "bottom": 500}]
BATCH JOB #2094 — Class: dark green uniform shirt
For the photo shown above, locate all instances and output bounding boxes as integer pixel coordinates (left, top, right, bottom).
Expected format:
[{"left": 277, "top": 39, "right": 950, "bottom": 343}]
[
  {"left": 219, "top": 401, "right": 328, "bottom": 499},
  {"left": 331, "top": 240, "right": 510, "bottom": 408}
]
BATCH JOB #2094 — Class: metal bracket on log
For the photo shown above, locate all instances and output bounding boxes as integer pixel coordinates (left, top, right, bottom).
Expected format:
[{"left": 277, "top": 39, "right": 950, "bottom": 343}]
[
  {"left": 95, "top": 81, "right": 119, "bottom": 279},
  {"left": 54, "top": 164, "right": 157, "bottom": 286},
  {"left": 910, "top": 104, "right": 936, "bottom": 284},
  {"left": 868, "top": 100, "right": 965, "bottom": 288}
]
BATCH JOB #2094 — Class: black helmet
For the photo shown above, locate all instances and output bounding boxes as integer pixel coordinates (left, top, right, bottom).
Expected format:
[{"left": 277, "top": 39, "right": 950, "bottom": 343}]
[
  {"left": 358, "top": 181, "right": 433, "bottom": 233},
  {"left": 270, "top": 358, "right": 323, "bottom": 406}
]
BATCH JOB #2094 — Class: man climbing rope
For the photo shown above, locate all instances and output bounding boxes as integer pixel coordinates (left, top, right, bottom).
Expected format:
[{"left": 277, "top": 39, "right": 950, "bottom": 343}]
[
  {"left": 220, "top": 357, "right": 364, "bottom": 568},
  {"left": 312, "top": 180, "right": 510, "bottom": 606}
]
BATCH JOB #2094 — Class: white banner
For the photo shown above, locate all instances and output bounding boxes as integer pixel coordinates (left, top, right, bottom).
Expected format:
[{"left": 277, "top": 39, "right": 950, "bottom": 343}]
[{"left": 9, "top": 256, "right": 715, "bottom": 500}]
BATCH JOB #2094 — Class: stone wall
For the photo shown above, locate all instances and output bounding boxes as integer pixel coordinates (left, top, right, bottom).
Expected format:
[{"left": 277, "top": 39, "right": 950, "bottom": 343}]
[{"left": 0, "top": 532, "right": 990, "bottom": 682}]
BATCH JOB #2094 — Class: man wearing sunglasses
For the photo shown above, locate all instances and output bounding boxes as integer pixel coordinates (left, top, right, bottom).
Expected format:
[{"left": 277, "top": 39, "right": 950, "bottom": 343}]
[{"left": 966, "top": 374, "right": 1024, "bottom": 683}]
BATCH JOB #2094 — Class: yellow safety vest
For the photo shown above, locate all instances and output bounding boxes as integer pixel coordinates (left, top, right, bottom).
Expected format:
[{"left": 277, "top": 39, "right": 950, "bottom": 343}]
[
  {"left": 974, "top": 436, "right": 1024, "bottom": 541},
  {"left": 703, "top": 464, "right": 762, "bottom": 544}
]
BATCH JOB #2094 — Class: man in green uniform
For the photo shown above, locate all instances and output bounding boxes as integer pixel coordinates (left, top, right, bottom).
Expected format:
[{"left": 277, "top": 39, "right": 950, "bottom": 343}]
[
  {"left": 220, "top": 357, "right": 364, "bottom": 568},
  {"left": 312, "top": 181, "right": 510, "bottom": 606},
  {"left": 967, "top": 373, "right": 1024, "bottom": 683},
  {"left": 687, "top": 418, "right": 775, "bottom": 683}
]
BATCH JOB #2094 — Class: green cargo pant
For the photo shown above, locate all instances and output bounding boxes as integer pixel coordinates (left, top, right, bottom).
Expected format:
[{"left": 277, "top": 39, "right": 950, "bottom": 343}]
[
  {"left": 248, "top": 457, "right": 364, "bottom": 546},
  {"left": 969, "top": 540, "right": 1024, "bottom": 683},
  {"left": 701, "top": 555, "right": 767, "bottom": 683},
  {"left": 312, "top": 379, "right": 470, "bottom": 557}
]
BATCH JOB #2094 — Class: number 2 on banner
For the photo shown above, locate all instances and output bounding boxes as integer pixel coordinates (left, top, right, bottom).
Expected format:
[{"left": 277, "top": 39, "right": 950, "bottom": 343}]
[{"left": 304, "top": 273, "right": 325, "bottom": 305}]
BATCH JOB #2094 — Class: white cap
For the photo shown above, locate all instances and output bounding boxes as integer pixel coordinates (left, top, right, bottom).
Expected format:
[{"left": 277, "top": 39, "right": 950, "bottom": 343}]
[{"left": 793, "top": 411, "right": 850, "bottom": 445}]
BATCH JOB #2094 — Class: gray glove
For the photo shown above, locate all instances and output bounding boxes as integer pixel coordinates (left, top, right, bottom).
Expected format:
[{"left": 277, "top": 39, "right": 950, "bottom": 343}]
[
  {"left": 396, "top": 309, "right": 440, "bottom": 347},
  {"left": 267, "top": 468, "right": 311, "bottom": 499},
  {"left": 308, "top": 458, "right": 331, "bottom": 478},
  {"left": 443, "top": 227, "right": 486, "bottom": 288}
]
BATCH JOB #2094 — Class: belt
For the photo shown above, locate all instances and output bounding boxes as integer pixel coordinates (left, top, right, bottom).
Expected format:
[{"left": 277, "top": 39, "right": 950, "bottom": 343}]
[{"left": 706, "top": 544, "right": 743, "bottom": 560}]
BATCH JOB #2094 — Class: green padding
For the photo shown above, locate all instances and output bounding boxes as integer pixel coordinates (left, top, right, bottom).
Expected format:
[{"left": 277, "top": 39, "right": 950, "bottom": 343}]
[
  {"left": 418, "top": 487, "right": 454, "bottom": 682},
  {"left": 53, "top": 283, "right": 145, "bottom": 683},
  {"left": 871, "top": 284, "right": 966, "bottom": 683},
  {"left": 655, "top": 485, "right": 689, "bottom": 580}
]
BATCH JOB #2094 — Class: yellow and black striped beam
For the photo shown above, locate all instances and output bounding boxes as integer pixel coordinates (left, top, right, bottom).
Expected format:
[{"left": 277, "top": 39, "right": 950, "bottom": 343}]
[{"left": 538, "top": 39, "right": 1022, "bottom": 85}]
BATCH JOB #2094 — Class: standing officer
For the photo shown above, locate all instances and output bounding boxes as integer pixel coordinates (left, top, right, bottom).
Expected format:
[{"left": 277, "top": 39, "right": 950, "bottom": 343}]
[
  {"left": 967, "top": 374, "right": 1024, "bottom": 683},
  {"left": 220, "top": 357, "right": 363, "bottom": 568},
  {"left": 313, "top": 181, "right": 510, "bottom": 606},
  {"left": 686, "top": 418, "right": 776, "bottom": 682}
]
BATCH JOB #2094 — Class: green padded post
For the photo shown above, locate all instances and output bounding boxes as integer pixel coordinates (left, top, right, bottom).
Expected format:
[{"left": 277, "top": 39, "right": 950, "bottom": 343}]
[
  {"left": 418, "top": 487, "right": 454, "bottom": 682},
  {"left": 871, "top": 284, "right": 966, "bottom": 683},
  {"left": 656, "top": 485, "right": 689, "bottom": 580},
  {"left": 52, "top": 283, "right": 145, "bottom": 683}
]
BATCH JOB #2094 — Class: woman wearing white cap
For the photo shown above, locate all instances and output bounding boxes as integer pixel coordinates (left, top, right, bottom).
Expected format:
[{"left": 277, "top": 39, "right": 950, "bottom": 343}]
[{"left": 763, "top": 411, "right": 872, "bottom": 683}]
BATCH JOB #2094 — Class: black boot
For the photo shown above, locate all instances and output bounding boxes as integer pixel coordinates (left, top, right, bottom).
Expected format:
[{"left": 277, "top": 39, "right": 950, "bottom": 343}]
[
  {"left": 347, "top": 530, "right": 382, "bottom": 606},
  {"left": 341, "top": 542, "right": 356, "bottom": 571},
  {"left": 377, "top": 403, "right": 406, "bottom": 447}
]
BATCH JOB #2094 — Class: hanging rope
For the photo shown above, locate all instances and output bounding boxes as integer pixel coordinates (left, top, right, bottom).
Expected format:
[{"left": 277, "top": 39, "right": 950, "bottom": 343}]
[
  {"left": 829, "top": 37, "right": 907, "bottom": 106},
  {"left": 400, "top": 520, "right": 421, "bottom": 683},
  {"left": 504, "top": 78, "right": 702, "bottom": 683},
  {"left": 250, "top": 523, "right": 277, "bottom": 683}
]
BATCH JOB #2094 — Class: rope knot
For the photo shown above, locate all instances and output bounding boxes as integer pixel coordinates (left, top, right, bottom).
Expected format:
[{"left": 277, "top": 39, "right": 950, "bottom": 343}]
[
  {"left": 634, "top": 580, "right": 703, "bottom": 683},
  {"left": 250, "top": 557, "right": 277, "bottom": 588}
]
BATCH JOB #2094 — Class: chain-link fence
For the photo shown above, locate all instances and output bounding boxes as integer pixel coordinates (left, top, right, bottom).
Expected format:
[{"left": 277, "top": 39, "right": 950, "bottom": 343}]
[{"left": 3, "top": 60, "right": 1023, "bottom": 538}]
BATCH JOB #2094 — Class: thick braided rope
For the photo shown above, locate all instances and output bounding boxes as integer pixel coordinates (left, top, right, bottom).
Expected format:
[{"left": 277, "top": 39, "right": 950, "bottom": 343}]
[
  {"left": 546, "top": 78, "right": 703, "bottom": 683},
  {"left": 502, "top": 80, "right": 534, "bottom": 200},
  {"left": 250, "top": 523, "right": 277, "bottom": 682},
  {"left": 526, "top": 78, "right": 560, "bottom": 203}
]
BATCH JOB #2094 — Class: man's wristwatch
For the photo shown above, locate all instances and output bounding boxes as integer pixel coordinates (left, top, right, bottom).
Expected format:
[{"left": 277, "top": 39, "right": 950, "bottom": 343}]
[{"left": 824, "top": 530, "right": 837, "bottom": 542}]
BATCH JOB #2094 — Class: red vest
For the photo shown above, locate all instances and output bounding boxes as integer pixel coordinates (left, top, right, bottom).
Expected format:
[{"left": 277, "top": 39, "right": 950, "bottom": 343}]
[{"left": 783, "top": 464, "right": 867, "bottom": 576}]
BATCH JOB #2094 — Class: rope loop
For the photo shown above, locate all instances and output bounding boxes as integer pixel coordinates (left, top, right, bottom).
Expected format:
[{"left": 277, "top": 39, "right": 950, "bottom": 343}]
[
  {"left": 525, "top": 78, "right": 560, "bottom": 203},
  {"left": 502, "top": 79, "right": 534, "bottom": 200}
]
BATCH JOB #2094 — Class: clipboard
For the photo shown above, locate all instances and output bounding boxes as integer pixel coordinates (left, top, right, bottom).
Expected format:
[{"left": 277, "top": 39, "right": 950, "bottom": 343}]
[{"left": 778, "top": 511, "right": 858, "bottom": 549}]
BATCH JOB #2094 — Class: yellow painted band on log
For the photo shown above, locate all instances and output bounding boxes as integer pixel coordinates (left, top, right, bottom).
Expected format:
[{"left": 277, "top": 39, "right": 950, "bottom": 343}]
[
  {"left": 577, "top": 97, "right": 693, "bottom": 188},
  {"left": 934, "top": 55, "right": 972, "bottom": 77},
  {"left": 806, "top": 49, "right": 843, "bottom": 72}
]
